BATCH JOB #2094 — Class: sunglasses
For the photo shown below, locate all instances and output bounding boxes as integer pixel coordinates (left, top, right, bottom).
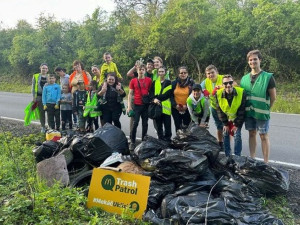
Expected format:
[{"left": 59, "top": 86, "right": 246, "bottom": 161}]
[{"left": 223, "top": 81, "right": 233, "bottom": 86}]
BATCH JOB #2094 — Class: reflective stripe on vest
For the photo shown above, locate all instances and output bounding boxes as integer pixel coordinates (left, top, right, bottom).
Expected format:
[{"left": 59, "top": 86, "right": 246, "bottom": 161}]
[
  {"left": 154, "top": 80, "right": 172, "bottom": 115},
  {"left": 205, "top": 75, "right": 223, "bottom": 109},
  {"left": 240, "top": 71, "right": 272, "bottom": 120},
  {"left": 217, "top": 87, "right": 243, "bottom": 121},
  {"left": 33, "top": 73, "right": 40, "bottom": 97}
]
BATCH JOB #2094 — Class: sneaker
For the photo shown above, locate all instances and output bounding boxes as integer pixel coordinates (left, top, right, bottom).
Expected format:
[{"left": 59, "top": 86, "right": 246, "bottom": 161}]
[
  {"left": 41, "top": 127, "right": 46, "bottom": 133},
  {"left": 129, "top": 143, "right": 136, "bottom": 151}
]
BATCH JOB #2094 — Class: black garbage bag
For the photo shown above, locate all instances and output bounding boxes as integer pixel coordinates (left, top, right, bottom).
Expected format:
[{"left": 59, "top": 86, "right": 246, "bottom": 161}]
[
  {"left": 161, "top": 192, "right": 235, "bottom": 224},
  {"left": 143, "top": 209, "right": 175, "bottom": 225},
  {"left": 134, "top": 136, "right": 169, "bottom": 161},
  {"left": 230, "top": 155, "right": 289, "bottom": 195},
  {"left": 174, "top": 168, "right": 217, "bottom": 196},
  {"left": 237, "top": 212, "right": 284, "bottom": 225},
  {"left": 70, "top": 134, "right": 114, "bottom": 167},
  {"left": 58, "top": 130, "right": 76, "bottom": 149},
  {"left": 172, "top": 125, "right": 220, "bottom": 164},
  {"left": 148, "top": 179, "right": 176, "bottom": 209},
  {"left": 33, "top": 140, "right": 61, "bottom": 162},
  {"left": 94, "top": 123, "right": 128, "bottom": 154},
  {"left": 152, "top": 149, "right": 208, "bottom": 182}
]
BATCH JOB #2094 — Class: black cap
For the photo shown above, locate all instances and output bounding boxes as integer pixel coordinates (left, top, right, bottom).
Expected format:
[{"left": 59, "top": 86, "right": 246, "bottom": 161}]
[
  {"left": 55, "top": 66, "right": 66, "bottom": 72},
  {"left": 192, "top": 83, "right": 202, "bottom": 90},
  {"left": 146, "top": 58, "right": 154, "bottom": 64}
]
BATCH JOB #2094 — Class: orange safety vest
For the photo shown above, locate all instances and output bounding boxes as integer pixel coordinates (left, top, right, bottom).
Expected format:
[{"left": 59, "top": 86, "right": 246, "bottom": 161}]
[{"left": 69, "top": 70, "right": 89, "bottom": 90}]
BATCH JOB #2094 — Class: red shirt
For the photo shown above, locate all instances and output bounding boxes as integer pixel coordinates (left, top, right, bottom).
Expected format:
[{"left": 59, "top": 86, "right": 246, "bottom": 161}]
[{"left": 129, "top": 77, "right": 152, "bottom": 105}]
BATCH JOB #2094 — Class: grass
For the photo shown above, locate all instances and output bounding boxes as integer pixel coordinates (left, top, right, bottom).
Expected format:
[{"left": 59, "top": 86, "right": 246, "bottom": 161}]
[
  {"left": 0, "top": 131, "right": 149, "bottom": 225},
  {"left": 262, "top": 195, "right": 298, "bottom": 225}
]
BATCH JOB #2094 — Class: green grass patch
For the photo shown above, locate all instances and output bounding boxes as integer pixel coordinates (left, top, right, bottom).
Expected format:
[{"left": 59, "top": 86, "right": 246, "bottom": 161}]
[
  {"left": 262, "top": 195, "right": 296, "bottom": 225},
  {"left": 0, "top": 131, "right": 148, "bottom": 225}
]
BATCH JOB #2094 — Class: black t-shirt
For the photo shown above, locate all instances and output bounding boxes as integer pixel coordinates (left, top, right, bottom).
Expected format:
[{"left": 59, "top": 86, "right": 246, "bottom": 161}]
[{"left": 250, "top": 71, "right": 276, "bottom": 96}]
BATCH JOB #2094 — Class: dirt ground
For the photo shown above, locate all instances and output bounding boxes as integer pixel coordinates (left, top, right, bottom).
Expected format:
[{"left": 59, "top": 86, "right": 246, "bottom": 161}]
[{"left": 1, "top": 118, "right": 299, "bottom": 222}]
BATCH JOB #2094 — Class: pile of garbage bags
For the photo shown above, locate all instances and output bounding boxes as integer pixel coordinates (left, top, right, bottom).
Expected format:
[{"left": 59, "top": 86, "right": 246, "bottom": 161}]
[{"left": 32, "top": 123, "right": 289, "bottom": 224}]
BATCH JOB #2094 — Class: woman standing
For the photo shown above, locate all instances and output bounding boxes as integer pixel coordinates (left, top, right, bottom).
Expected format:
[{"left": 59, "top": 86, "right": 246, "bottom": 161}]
[
  {"left": 69, "top": 60, "right": 92, "bottom": 94},
  {"left": 98, "top": 73, "right": 126, "bottom": 129},
  {"left": 91, "top": 65, "right": 101, "bottom": 87},
  {"left": 171, "top": 66, "right": 194, "bottom": 131},
  {"left": 149, "top": 66, "right": 172, "bottom": 142}
]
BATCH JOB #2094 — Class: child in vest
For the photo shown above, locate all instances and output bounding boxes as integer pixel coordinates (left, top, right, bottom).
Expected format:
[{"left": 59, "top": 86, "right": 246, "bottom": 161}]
[
  {"left": 60, "top": 84, "right": 73, "bottom": 130},
  {"left": 187, "top": 84, "right": 210, "bottom": 128},
  {"left": 42, "top": 74, "right": 61, "bottom": 130},
  {"left": 99, "top": 52, "right": 123, "bottom": 104},
  {"left": 86, "top": 80, "right": 100, "bottom": 132},
  {"left": 73, "top": 80, "right": 88, "bottom": 132}
]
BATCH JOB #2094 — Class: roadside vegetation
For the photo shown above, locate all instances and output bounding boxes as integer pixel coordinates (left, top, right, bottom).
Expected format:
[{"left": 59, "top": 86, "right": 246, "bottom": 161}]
[{"left": 0, "top": 131, "right": 148, "bottom": 225}]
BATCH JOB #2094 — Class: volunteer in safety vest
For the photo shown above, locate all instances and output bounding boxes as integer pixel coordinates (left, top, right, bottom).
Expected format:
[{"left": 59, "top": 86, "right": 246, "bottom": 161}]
[
  {"left": 240, "top": 50, "right": 276, "bottom": 163},
  {"left": 216, "top": 75, "right": 246, "bottom": 157},
  {"left": 201, "top": 65, "right": 224, "bottom": 150},
  {"left": 98, "top": 73, "right": 126, "bottom": 129},
  {"left": 149, "top": 66, "right": 172, "bottom": 142},
  {"left": 186, "top": 84, "right": 210, "bottom": 128},
  {"left": 31, "top": 63, "right": 49, "bottom": 133}
]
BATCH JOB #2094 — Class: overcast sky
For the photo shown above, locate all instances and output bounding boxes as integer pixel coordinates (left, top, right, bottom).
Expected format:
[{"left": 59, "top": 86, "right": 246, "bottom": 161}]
[{"left": 0, "top": 0, "right": 115, "bottom": 28}]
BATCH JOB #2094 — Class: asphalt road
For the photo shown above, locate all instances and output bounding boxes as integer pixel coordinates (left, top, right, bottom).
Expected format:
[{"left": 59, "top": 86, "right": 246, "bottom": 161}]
[{"left": 1, "top": 91, "right": 300, "bottom": 165}]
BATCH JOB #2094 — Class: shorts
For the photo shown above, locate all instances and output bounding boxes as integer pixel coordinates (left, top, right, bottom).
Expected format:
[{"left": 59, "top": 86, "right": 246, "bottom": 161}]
[
  {"left": 211, "top": 107, "right": 223, "bottom": 130},
  {"left": 245, "top": 117, "right": 269, "bottom": 134}
]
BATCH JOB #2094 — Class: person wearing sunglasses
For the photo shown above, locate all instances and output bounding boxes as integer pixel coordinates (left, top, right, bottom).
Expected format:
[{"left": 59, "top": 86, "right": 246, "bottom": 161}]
[
  {"left": 240, "top": 50, "right": 276, "bottom": 163},
  {"left": 170, "top": 66, "right": 194, "bottom": 131},
  {"left": 215, "top": 75, "right": 246, "bottom": 157}
]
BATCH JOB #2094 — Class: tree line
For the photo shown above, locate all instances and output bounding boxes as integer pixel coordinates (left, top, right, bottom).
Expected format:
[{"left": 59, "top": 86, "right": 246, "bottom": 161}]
[{"left": 0, "top": 0, "right": 300, "bottom": 83}]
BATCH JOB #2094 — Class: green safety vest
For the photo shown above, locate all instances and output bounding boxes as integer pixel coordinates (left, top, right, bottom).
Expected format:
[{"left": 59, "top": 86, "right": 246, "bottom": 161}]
[
  {"left": 240, "top": 71, "right": 272, "bottom": 120},
  {"left": 84, "top": 92, "right": 101, "bottom": 117},
  {"left": 154, "top": 80, "right": 172, "bottom": 115},
  {"left": 217, "top": 87, "right": 243, "bottom": 121},
  {"left": 33, "top": 73, "right": 40, "bottom": 98},
  {"left": 186, "top": 96, "right": 208, "bottom": 116},
  {"left": 152, "top": 69, "right": 170, "bottom": 81},
  {"left": 205, "top": 74, "right": 223, "bottom": 109}
]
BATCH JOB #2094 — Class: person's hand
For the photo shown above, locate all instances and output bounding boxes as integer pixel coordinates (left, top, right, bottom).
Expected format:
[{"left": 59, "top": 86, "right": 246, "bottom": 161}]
[
  {"left": 43, "top": 105, "right": 47, "bottom": 110},
  {"left": 153, "top": 98, "right": 161, "bottom": 105},
  {"left": 126, "top": 106, "right": 132, "bottom": 114},
  {"left": 182, "top": 105, "right": 187, "bottom": 111},
  {"left": 199, "top": 123, "right": 206, "bottom": 128},
  {"left": 116, "top": 82, "right": 121, "bottom": 91},
  {"left": 176, "top": 104, "right": 181, "bottom": 111},
  {"left": 223, "top": 125, "right": 229, "bottom": 134},
  {"left": 54, "top": 104, "right": 59, "bottom": 109}
]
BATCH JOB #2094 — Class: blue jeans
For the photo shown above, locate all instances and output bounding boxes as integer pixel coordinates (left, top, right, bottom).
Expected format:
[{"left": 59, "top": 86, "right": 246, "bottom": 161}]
[{"left": 224, "top": 127, "right": 242, "bottom": 156}]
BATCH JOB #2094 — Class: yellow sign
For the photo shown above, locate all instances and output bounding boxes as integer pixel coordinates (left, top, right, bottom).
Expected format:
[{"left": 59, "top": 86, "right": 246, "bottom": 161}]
[{"left": 87, "top": 168, "right": 151, "bottom": 218}]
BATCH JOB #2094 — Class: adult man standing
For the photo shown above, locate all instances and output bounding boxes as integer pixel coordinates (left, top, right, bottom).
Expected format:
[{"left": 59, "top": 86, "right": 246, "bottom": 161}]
[
  {"left": 201, "top": 65, "right": 224, "bottom": 150},
  {"left": 240, "top": 50, "right": 276, "bottom": 163},
  {"left": 216, "top": 75, "right": 246, "bottom": 157}
]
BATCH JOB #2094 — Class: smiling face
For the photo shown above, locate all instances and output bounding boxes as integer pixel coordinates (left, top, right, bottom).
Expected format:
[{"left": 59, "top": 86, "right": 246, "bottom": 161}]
[
  {"left": 62, "top": 85, "right": 69, "bottom": 93},
  {"left": 192, "top": 89, "right": 201, "bottom": 99},
  {"left": 205, "top": 69, "right": 217, "bottom": 82},
  {"left": 48, "top": 76, "right": 56, "bottom": 84},
  {"left": 146, "top": 62, "right": 154, "bottom": 72},
  {"left": 158, "top": 67, "right": 166, "bottom": 79},
  {"left": 222, "top": 77, "right": 234, "bottom": 94},
  {"left": 104, "top": 54, "right": 112, "bottom": 64},
  {"left": 178, "top": 68, "right": 188, "bottom": 80},
  {"left": 248, "top": 54, "right": 261, "bottom": 71},
  {"left": 73, "top": 63, "right": 82, "bottom": 73},
  {"left": 40, "top": 65, "right": 48, "bottom": 75},
  {"left": 153, "top": 58, "right": 162, "bottom": 69},
  {"left": 91, "top": 67, "right": 100, "bottom": 76},
  {"left": 107, "top": 75, "right": 116, "bottom": 86}
]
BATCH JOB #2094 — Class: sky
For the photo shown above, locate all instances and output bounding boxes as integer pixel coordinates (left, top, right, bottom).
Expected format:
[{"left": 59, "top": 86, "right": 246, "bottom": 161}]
[{"left": 0, "top": 0, "right": 116, "bottom": 28}]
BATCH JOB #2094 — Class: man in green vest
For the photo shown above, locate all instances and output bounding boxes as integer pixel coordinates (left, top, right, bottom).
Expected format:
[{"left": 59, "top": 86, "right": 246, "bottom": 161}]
[
  {"left": 216, "top": 75, "right": 246, "bottom": 157},
  {"left": 31, "top": 63, "right": 49, "bottom": 133},
  {"left": 240, "top": 50, "right": 276, "bottom": 163},
  {"left": 201, "top": 65, "right": 224, "bottom": 150}
]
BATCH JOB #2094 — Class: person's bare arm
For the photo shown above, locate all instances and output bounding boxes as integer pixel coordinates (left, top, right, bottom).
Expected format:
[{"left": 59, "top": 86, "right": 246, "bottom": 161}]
[{"left": 269, "top": 88, "right": 276, "bottom": 108}]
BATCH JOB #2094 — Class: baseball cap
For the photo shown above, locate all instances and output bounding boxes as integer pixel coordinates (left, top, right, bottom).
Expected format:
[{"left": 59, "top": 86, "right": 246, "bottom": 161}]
[{"left": 192, "top": 83, "right": 202, "bottom": 90}]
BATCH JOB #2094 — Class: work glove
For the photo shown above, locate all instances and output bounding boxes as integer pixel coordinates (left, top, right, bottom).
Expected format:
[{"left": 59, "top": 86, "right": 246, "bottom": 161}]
[
  {"left": 202, "top": 90, "right": 210, "bottom": 97},
  {"left": 43, "top": 105, "right": 47, "bottom": 110},
  {"left": 54, "top": 104, "right": 59, "bottom": 109}
]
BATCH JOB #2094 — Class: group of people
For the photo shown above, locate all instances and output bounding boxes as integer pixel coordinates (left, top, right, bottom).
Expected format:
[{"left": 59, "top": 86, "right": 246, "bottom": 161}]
[{"left": 32, "top": 50, "right": 276, "bottom": 163}]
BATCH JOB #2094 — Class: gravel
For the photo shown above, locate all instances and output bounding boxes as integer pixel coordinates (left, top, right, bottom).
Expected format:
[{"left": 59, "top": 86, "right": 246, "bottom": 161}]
[{"left": 1, "top": 117, "right": 299, "bottom": 221}]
